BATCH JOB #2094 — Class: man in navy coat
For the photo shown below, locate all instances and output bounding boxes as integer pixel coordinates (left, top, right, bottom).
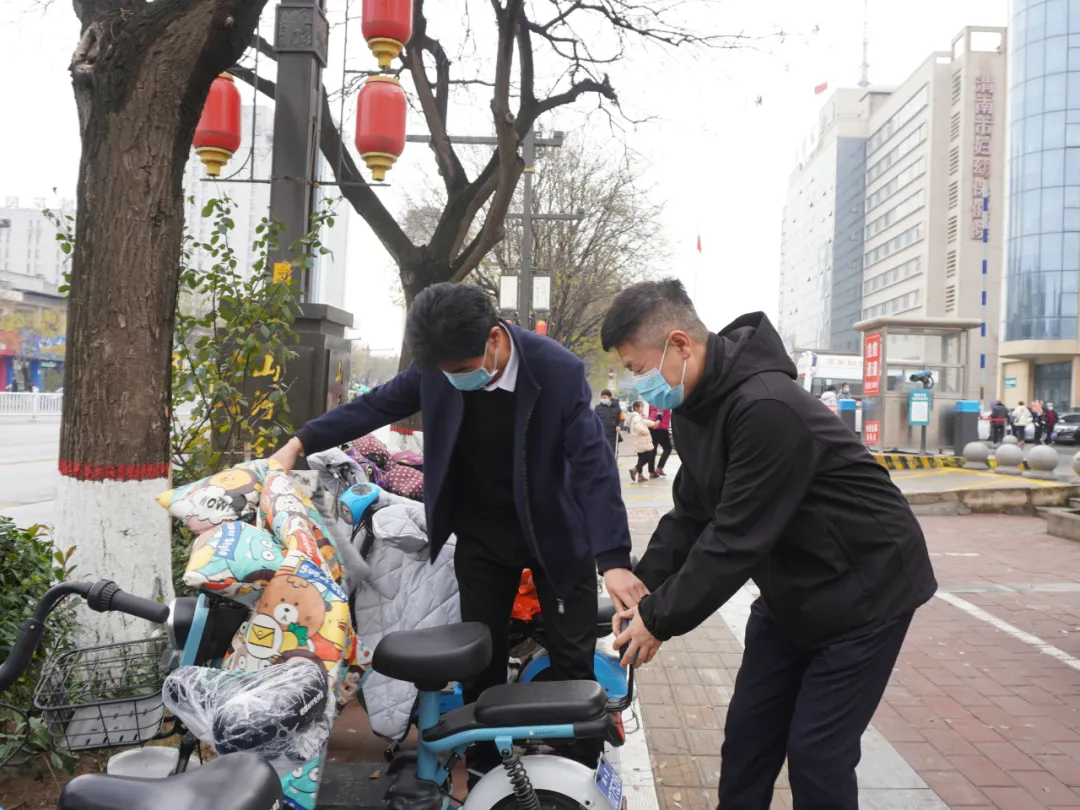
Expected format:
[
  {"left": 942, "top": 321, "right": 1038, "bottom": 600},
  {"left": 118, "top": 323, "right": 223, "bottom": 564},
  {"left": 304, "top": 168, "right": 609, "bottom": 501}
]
[{"left": 272, "top": 282, "right": 644, "bottom": 778}]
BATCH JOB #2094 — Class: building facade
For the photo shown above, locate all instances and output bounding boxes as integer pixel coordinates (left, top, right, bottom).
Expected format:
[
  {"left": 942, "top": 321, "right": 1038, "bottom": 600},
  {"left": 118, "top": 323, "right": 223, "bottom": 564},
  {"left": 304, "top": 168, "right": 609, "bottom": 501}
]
[
  {"left": 860, "top": 28, "right": 1007, "bottom": 400},
  {"left": 0, "top": 197, "right": 73, "bottom": 391},
  {"left": 1000, "top": 0, "right": 1080, "bottom": 411},
  {"left": 779, "top": 89, "right": 890, "bottom": 353}
]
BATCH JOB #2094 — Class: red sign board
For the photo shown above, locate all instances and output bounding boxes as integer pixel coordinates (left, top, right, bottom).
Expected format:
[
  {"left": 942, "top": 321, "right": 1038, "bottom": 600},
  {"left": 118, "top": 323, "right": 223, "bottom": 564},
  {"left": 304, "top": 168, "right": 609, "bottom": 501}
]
[
  {"left": 864, "top": 421, "right": 880, "bottom": 445},
  {"left": 863, "top": 332, "right": 882, "bottom": 397}
]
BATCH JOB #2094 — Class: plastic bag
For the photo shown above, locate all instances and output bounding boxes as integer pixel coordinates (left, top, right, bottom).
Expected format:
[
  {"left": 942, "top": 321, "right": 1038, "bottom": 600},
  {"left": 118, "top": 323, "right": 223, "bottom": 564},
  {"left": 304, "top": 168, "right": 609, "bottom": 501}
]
[{"left": 163, "top": 658, "right": 332, "bottom": 764}]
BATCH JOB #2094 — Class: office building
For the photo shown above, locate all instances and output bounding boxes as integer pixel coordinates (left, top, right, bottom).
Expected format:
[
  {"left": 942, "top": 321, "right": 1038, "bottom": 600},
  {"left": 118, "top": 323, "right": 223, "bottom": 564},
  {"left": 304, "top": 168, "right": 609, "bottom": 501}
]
[
  {"left": 0, "top": 197, "right": 73, "bottom": 391},
  {"left": 1000, "top": 0, "right": 1080, "bottom": 410},
  {"left": 778, "top": 88, "right": 890, "bottom": 352},
  {"left": 860, "top": 27, "right": 1007, "bottom": 400}
]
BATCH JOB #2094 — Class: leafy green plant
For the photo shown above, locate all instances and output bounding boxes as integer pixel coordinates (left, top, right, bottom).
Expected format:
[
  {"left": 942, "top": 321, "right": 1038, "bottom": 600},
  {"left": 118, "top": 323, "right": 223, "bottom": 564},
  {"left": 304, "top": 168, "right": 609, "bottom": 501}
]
[
  {"left": 0, "top": 518, "right": 77, "bottom": 771},
  {"left": 168, "top": 194, "right": 340, "bottom": 592}
]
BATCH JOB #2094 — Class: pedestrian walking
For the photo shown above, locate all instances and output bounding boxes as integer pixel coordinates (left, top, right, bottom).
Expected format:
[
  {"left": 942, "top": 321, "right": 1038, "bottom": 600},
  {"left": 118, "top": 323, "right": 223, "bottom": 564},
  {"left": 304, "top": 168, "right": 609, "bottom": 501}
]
[
  {"left": 1012, "top": 401, "right": 1032, "bottom": 442},
  {"left": 820, "top": 385, "right": 839, "bottom": 409},
  {"left": 601, "top": 279, "right": 937, "bottom": 810},
  {"left": 989, "top": 400, "right": 1009, "bottom": 444},
  {"left": 595, "top": 389, "right": 623, "bottom": 456},
  {"left": 627, "top": 401, "right": 657, "bottom": 482},
  {"left": 647, "top": 405, "right": 673, "bottom": 477},
  {"left": 272, "top": 283, "right": 647, "bottom": 781},
  {"left": 1047, "top": 402, "right": 1059, "bottom": 442},
  {"left": 1033, "top": 401, "right": 1046, "bottom": 444}
]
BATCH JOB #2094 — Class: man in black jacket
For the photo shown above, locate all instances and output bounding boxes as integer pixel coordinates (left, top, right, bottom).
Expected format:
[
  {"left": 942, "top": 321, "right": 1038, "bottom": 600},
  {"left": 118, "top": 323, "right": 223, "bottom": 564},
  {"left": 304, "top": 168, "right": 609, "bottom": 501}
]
[
  {"left": 601, "top": 279, "right": 937, "bottom": 810},
  {"left": 594, "top": 389, "right": 623, "bottom": 454},
  {"left": 272, "top": 283, "right": 646, "bottom": 778}
]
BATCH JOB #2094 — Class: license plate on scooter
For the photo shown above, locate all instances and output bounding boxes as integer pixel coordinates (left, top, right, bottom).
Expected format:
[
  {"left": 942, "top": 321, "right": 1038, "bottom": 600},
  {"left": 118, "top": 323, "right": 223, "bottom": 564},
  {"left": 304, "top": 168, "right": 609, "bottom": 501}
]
[{"left": 595, "top": 756, "right": 624, "bottom": 810}]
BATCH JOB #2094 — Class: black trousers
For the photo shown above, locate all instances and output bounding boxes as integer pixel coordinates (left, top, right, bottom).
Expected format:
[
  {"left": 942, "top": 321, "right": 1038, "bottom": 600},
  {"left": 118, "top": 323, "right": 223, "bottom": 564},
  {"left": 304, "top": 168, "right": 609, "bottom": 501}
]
[
  {"left": 990, "top": 421, "right": 1005, "bottom": 443},
  {"left": 718, "top": 602, "right": 911, "bottom": 810},
  {"left": 650, "top": 428, "right": 672, "bottom": 471},
  {"left": 454, "top": 533, "right": 601, "bottom": 773}
]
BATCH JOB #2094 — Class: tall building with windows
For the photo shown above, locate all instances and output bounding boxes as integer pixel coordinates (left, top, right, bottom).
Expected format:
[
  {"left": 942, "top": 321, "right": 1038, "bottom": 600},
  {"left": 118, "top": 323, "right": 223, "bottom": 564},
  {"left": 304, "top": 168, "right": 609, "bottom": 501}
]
[
  {"left": 860, "top": 27, "right": 1007, "bottom": 400},
  {"left": 778, "top": 89, "right": 890, "bottom": 352},
  {"left": 1000, "top": 0, "right": 1080, "bottom": 410}
]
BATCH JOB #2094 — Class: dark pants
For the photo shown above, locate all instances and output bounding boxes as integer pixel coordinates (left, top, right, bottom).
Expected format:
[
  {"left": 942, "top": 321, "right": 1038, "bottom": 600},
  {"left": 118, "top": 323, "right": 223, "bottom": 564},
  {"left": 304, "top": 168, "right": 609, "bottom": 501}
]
[
  {"left": 454, "top": 533, "right": 601, "bottom": 775},
  {"left": 635, "top": 451, "right": 654, "bottom": 475},
  {"left": 990, "top": 421, "right": 1005, "bottom": 443},
  {"left": 1035, "top": 424, "right": 1045, "bottom": 443},
  {"left": 718, "top": 602, "right": 912, "bottom": 810},
  {"left": 1013, "top": 425, "right": 1026, "bottom": 440},
  {"left": 650, "top": 428, "right": 672, "bottom": 471}
]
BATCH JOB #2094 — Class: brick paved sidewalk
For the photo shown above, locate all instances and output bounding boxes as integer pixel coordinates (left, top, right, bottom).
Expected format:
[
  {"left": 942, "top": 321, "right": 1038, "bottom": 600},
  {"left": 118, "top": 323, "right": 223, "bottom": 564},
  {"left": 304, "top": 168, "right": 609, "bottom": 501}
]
[{"left": 625, "top": 509, "right": 1080, "bottom": 810}]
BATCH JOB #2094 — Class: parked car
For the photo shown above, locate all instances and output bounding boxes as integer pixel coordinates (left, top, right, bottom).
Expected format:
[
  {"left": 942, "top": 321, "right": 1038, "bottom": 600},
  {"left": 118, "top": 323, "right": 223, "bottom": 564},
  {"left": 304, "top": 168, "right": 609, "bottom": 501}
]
[{"left": 1052, "top": 413, "right": 1080, "bottom": 444}]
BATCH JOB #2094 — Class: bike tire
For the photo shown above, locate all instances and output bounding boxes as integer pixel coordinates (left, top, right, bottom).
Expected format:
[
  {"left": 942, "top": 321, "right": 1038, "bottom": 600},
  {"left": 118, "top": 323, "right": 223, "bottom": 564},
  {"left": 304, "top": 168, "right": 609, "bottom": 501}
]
[{"left": 489, "top": 789, "right": 586, "bottom": 810}]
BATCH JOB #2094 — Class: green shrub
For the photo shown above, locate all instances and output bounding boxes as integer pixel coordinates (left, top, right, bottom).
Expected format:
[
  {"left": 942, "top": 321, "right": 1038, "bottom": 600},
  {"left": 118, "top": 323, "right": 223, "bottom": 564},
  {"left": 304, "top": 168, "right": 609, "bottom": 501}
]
[{"left": 0, "top": 517, "right": 77, "bottom": 771}]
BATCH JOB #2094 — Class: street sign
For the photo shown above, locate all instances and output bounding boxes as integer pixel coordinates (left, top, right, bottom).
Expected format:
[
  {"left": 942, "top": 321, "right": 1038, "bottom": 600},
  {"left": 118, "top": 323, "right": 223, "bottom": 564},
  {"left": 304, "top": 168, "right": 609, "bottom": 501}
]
[
  {"left": 273, "top": 262, "right": 293, "bottom": 284},
  {"left": 864, "top": 420, "right": 880, "bottom": 445},
  {"left": 1004, "top": 376, "right": 1017, "bottom": 389},
  {"left": 909, "top": 389, "right": 932, "bottom": 426},
  {"left": 863, "top": 332, "right": 882, "bottom": 396}
]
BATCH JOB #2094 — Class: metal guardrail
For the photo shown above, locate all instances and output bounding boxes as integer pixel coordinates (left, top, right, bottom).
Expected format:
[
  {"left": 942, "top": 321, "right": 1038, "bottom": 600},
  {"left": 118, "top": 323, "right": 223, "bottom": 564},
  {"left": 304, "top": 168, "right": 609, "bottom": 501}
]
[{"left": 0, "top": 392, "right": 63, "bottom": 418}]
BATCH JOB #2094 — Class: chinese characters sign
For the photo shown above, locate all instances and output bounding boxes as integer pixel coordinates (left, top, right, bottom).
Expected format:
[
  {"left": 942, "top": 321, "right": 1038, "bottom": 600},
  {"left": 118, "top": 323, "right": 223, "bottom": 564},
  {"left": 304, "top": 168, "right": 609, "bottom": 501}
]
[
  {"left": 863, "top": 332, "right": 882, "bottom": 397},
  {"left": 972, "top": 76, "right": 994, "bottom": 241},
  {"left": 863, "top": 421, "right": 880, "bottom": 446}
]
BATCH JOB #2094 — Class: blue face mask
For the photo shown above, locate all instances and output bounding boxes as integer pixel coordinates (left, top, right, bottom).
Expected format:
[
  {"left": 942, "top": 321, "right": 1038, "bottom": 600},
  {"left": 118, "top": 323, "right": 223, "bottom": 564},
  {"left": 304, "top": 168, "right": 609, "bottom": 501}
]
[
  {"left": 633, "top": 340, "right": 686, "bottom": 410},
  {"left": 444, "top": 343, "right": 497, "bottom": 391}
]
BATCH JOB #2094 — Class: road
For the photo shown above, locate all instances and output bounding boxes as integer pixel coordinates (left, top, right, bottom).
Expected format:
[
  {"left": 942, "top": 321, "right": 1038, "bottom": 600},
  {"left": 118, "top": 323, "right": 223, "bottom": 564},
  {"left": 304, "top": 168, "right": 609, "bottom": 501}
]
[{"left": 0, "top": 419, "right": 60, "bottom": 523}]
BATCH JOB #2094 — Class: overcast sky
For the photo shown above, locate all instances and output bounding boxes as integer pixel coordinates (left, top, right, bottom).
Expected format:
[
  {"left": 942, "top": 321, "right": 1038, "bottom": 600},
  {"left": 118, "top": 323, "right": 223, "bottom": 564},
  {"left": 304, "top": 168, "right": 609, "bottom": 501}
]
[{"left": 0, "top": 0, "right": 1007, "bottom": 353}]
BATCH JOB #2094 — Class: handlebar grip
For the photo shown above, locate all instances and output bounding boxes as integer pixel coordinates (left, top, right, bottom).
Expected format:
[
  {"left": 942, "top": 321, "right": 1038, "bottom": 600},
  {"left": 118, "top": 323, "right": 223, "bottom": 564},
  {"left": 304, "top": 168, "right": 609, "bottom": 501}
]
[
  {"left": 86, "top": 581, "right": 170, "bottom": 624},
  {"left": 619, "top": 618, "right": 639, "bottom": 666}
]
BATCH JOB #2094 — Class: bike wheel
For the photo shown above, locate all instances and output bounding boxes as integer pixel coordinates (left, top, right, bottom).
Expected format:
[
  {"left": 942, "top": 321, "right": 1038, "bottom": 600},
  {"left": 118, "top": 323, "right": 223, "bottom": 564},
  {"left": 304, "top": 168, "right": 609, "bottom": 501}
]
[{"left": 490, "top": 789, "right": 586, "bottom": 810}]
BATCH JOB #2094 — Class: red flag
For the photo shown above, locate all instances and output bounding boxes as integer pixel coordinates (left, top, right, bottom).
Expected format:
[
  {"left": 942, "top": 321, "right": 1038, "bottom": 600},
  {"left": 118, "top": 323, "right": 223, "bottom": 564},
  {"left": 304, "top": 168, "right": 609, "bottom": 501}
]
[
  {"left": 814, "top": 81, "right": 828, "bottom": 96},
  {"left": 696, "top": 233, "right": 702, "bottom": 253}
]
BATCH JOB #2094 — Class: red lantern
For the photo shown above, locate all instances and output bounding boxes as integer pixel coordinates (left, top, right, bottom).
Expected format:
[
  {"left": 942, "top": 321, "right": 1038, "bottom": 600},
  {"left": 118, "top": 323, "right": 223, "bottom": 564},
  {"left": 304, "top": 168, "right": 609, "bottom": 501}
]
[
  {"left": 355, "top": 75, "right": 406, "bottom": 181},
  {"left": 193, "top": 73, "right": 242, "bottom": 177},
  {"left": 535, "top": 320, "right": 548, "bottom": 336},
  {"left": 362, "top": 0, "right": 413, "bottom": 69}
]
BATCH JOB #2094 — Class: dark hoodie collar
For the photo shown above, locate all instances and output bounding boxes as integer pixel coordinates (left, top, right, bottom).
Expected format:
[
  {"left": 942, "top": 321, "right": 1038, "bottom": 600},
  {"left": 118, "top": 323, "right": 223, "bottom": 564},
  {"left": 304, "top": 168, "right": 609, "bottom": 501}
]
[{"left": 678, "top": 312, "right": 797, "bottom": 423}]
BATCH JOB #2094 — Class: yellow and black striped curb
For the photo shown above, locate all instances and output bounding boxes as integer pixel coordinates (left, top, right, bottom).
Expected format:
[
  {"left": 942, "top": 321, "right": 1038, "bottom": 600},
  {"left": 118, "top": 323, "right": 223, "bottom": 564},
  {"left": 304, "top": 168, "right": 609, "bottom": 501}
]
[{"left": 872, "top": 454, "right": 1030, "bottom": 471}]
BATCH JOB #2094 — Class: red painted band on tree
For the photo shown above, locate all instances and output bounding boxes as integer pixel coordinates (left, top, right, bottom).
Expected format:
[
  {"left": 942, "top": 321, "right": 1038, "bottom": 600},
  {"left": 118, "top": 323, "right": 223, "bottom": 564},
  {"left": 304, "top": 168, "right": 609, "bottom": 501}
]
[{"left": 59, "top": 460, "right": 170, "bottom": 481}]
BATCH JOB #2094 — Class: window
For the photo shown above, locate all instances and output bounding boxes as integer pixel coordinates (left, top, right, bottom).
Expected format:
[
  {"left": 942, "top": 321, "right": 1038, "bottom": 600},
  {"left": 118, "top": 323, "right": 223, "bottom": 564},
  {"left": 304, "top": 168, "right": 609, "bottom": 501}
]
[
  {"left": 866, "top": 157, "right": 926, "bottom": 212},
  {"left": 865, "top": 190, "right": 925, "bottom": 239},
  {"left": 863, "top": 256, "right": 922, "bottom": 294},
  {"left": 864, "top": 223, "right": 924, "bottom": 267},
  {"left": 861, "top": 288, "right": 923, "bottom": 320},
  {"left": 867, "top": 86, "right": 929, "bottom": 157},
  {"left": 867, "top": 124, "right": 927, "bottom": 183}
]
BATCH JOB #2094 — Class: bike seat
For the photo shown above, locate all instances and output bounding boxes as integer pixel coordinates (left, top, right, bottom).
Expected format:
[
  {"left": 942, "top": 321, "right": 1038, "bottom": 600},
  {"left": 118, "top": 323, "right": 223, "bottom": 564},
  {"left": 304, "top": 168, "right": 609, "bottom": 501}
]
[
  {"left": 58, "top": 752, "right": 283, "bottom": 810},
  {"left": 475, "top": 679, "right": 607, "bottom": 726},
  {"left": 374, "top": 622, "right": 492, "bottom": 689}
]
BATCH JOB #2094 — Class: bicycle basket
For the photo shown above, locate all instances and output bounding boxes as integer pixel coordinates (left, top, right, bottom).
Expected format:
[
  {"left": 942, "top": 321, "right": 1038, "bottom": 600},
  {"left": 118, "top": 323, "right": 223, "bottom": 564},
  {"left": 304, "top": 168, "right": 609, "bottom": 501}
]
[{"left": 33, "top": 635, "right": 169, "bottom": 750}]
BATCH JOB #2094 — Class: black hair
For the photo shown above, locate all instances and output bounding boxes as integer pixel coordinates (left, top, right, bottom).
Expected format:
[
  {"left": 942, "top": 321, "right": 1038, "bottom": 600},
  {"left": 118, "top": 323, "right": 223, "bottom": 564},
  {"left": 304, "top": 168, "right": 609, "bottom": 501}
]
[
  {"left": 601, "top": 278, "right": 708, "bottom": 351},
  {"left": 632, "top": 400, "right": 644, "bottom": 412},
  {"left": 827, "top": 385, "right": 837, "bottom": 392},
  {"left": 600, "top": 389, "right": 612, "bottom": 397},
  {"left": 405, "top": 283, "right": 499, "bottom": 369}
]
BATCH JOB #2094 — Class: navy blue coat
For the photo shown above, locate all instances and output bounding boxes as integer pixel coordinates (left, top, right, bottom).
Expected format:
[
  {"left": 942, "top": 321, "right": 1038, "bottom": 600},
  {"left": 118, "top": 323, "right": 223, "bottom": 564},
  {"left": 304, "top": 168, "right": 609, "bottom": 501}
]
[{"left": 295, "top": 324, "right": 632, "bottom": 598}]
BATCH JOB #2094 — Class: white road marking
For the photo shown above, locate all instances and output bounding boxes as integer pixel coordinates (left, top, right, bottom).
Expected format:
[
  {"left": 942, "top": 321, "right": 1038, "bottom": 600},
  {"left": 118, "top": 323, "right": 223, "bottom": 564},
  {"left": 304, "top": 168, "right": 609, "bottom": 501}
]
[{"left": 936, "top": 590, "right": 1080, "bottom": 672}]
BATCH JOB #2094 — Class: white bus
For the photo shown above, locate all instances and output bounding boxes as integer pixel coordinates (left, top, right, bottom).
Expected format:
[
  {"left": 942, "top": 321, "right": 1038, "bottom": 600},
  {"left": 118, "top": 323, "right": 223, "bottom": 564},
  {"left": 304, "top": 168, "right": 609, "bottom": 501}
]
[{"left": 792, "top": 349, "right": 864, "bottom": 432}]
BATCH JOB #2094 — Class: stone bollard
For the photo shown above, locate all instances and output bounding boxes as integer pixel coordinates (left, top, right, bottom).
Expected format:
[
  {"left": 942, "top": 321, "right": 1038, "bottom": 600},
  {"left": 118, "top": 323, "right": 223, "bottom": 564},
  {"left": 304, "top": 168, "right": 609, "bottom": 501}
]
[
  {"left": 1074, "top": 451, "right": 1080, "bottom": 479},
  {"left": 1024, "top": 444, "right": 1059, "bottom": 480},
  {"left": 994, "top": 442, "right": 1025, "bottom": 475},
  {"left": 962, "top": 441, "right": 991, "bottom": 470},
  {"left": 1002, "top": 434, "right": 1020, "bottom": 445}
]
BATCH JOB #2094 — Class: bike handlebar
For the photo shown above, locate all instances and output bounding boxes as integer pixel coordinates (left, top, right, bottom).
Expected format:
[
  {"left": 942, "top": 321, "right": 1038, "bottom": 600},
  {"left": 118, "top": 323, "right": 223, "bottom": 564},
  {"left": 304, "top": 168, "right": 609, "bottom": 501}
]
[
  {"left": 0, "top": 580, "right": 169, "bottom": 694},
  {"left": 607, "top": 617, "right": 636, "bottom": 714}
]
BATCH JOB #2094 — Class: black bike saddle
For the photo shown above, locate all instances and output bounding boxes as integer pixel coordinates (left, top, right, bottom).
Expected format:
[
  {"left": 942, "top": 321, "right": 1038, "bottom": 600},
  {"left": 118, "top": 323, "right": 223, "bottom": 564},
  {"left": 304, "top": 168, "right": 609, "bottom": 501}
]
[{"left": 57, "top": 752, "right": 283, "bottom": 810}]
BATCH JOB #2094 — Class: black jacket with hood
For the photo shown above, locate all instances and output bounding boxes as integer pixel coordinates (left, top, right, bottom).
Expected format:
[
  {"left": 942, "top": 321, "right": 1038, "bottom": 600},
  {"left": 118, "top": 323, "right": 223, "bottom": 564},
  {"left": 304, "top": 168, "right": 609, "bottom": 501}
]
[{"left": 635, "top": 312, "right": 937, "bottom": 650}]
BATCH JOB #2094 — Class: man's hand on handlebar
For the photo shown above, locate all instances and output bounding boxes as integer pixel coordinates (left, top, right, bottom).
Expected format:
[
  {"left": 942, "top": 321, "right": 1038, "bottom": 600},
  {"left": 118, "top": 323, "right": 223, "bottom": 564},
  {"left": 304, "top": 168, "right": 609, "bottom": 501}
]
[
  {"left": 604, "top": 567, "right": 649, "bottom": 617},
  {"left": 270, "top": 437, "right": 305, "bottom": 472},
  {"left": 613, "top": 605, "right": 661, "bottom": 669}
]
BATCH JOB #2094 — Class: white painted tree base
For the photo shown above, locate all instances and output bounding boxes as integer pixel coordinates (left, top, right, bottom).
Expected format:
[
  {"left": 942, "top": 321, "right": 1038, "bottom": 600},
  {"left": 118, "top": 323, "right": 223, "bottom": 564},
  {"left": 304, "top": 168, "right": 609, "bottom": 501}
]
[{"left": 54, "top": 476, "right": 174, "bottom": 644}]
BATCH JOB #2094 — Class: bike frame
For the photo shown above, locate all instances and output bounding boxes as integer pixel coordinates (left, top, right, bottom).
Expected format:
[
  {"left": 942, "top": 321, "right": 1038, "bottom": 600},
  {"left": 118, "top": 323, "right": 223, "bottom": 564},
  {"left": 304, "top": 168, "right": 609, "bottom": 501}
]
[{"left": 412, "top": 689, "right": 612, "bottom": 810}]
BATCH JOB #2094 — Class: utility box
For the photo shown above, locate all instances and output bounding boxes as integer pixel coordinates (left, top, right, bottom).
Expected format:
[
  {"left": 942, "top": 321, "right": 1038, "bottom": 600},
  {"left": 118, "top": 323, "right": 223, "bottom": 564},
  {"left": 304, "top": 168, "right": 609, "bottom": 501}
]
[
  {"left": 954, "top": 400, "right": 981, "bottom": 450},
  {"left": 838, "top": 398, "right": 857, "bottom": 434}
]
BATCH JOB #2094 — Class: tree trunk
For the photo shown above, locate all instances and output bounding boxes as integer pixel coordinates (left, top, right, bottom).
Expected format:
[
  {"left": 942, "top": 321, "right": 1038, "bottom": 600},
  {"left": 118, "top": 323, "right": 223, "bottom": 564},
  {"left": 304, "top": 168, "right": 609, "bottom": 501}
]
[
  {"left": 389, "top": 268, "right": 431, "bottom": 446},
  {"left": 59, "top": 0, "right": 266, "bottom": 642}
]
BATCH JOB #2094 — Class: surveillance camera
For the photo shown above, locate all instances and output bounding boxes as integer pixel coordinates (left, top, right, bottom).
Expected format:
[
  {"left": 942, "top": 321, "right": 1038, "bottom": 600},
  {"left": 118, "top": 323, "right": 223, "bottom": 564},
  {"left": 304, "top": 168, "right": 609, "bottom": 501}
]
[{"left": 908, "top": 370, "right": 935, "bottom": 389}]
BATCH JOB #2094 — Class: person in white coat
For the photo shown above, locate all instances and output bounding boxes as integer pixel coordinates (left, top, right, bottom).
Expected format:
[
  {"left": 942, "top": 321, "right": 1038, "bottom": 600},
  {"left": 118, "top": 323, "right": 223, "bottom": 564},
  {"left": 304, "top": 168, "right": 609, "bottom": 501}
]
[
  {"left": 627, "top": 401, "right": 658, "bottom": 482},
  {"left": 1011, "top": 401, "right": 1032, "bottom": 442}
]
